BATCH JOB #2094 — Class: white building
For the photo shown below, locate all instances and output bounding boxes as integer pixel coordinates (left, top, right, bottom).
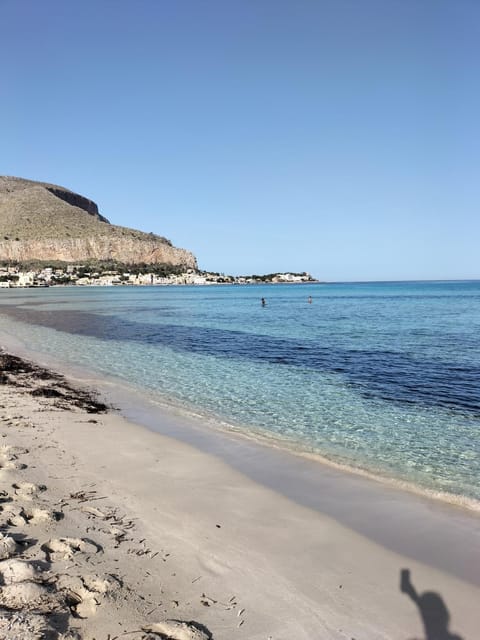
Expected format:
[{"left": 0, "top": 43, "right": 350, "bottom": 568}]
[{"left": 18, "top": 272, "right": 35, "bottom": 287}]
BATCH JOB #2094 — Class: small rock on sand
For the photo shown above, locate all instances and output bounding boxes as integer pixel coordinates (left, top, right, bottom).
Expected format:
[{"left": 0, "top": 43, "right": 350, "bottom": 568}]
[{"left": 142, "top": 620, "right": 212, "bottom": 640}]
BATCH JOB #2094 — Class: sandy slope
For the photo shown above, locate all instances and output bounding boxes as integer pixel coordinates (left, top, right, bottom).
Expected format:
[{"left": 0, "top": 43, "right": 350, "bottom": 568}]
[{"left": 0, "top": 350, "right": 479, "bottom": 639}]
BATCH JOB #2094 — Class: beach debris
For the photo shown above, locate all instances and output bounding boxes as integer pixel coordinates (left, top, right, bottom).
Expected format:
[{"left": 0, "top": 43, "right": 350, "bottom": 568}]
[
  {"left": 127, "top": 545, "right": 152, "bottom": 556},
  {"left": 147, "top": 603, "right": 162, "bottom": 616},
  {"left": 30, "top": 380, "right": 108, "bottom": 414},
  {"left": 142, "top": 620, "right": 213, "bottom": 640},
  {"left": 80, "top": 505, "right": 136, "bottom": 547},
  {"left": 200, "top": 593, "right": 217, "bottom": 607},
  {"left": 199, "top": 592, "right": 237, "bottom": 610},
  {"left": 81, "top": 504, "right": 109, "bottom": 518},
  {"left": 68, "top": 489, "right": 107, "bottom": 503},
  {"left": 31, "top": 387, "right": 64, "bottom": 399},
  {"left": 0, "top": 351, "right": 107, "bottom": 413}
]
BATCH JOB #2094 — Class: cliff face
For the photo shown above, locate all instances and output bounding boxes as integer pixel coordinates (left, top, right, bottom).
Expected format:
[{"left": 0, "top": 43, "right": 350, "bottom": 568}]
[
  {"left": 44, "top": 186, "right": 109, "bottom": 223},
  {"left": 0, "top": 238, "right": 196, "bottom": 266},
  {"left": 0, "top": 176, "right": 197, "bottom": 268}
]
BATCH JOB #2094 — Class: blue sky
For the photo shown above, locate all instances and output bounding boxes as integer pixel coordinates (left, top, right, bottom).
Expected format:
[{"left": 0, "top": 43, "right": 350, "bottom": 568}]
[{"left": 1, "top": 0, "right": 479, "bottom": 280}]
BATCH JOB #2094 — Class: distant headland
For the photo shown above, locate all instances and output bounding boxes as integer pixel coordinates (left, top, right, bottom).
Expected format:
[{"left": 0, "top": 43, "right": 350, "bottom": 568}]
[
  {"left": 0, "top": 177, "right": 317, "bottom": 287},
  {"left": 0, "top": 176, "right": 196, "bottom": 269}
]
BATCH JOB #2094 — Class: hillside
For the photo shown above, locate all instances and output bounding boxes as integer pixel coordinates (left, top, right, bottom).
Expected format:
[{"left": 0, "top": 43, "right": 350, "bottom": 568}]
[{"left": 0, "top": 176, "right": 197, "bottom": 268}]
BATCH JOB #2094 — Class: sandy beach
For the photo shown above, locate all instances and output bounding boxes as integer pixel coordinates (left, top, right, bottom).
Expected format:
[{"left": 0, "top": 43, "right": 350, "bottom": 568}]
[{"left": 0, "top": 349, "right": 479, "bottom": 640}]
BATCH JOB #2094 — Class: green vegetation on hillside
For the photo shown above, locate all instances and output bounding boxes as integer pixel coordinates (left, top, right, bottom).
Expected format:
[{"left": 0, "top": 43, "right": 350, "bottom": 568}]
[{"left": 0, "top": 259, "right": 188, "bottom": 276}]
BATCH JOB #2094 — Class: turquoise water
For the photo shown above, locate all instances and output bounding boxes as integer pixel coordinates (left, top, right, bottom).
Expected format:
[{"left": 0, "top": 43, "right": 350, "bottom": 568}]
[{"left": 0, "top": 281, "right": 479, "bottom": 504}]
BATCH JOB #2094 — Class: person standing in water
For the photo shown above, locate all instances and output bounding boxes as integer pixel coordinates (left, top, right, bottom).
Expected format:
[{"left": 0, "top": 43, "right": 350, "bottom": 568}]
[
  {"left": 308, "top": 296, "right": 312, "bottom": 304},
  {"left": 261, "top": 298, "right": 266, "bottom": 307}
]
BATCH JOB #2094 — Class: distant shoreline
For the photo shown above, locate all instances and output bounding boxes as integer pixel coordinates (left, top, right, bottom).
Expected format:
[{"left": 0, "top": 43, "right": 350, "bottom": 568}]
[{"left": 1, "top": 277, "right": 479, "bottom": 289}]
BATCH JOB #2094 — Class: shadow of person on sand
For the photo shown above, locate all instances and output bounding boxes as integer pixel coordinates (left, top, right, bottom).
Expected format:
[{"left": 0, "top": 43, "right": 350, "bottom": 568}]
[{"left": 400, "top": 568, "right": 463, "bottom": 640}]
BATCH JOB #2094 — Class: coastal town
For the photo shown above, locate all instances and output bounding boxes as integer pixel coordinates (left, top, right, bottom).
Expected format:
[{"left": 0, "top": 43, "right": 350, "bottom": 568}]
[{"left": 0, "top": 264, "right": 317, "bottom": 287}]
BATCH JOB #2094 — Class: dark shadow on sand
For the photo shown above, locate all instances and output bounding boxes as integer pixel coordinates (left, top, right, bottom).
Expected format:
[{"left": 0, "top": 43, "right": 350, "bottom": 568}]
[{"left": 400, "top": 569, "right": 463, "bottom": 640}]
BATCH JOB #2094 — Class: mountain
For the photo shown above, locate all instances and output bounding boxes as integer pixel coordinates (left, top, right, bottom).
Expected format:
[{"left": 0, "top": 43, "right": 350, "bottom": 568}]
[{"left": 0, "top": 176, "right": 197, "bottom": 268}]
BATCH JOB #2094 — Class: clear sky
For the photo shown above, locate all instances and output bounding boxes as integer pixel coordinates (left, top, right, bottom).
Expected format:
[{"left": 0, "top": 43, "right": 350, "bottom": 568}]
[{"left": 1, "top": 1, "right": 479, "bottom": 281}]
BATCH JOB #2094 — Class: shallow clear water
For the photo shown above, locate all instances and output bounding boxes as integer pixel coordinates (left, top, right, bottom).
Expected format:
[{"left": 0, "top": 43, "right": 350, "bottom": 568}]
[{"left": 0, "top": 281, "right": 479, "bottom": 502}]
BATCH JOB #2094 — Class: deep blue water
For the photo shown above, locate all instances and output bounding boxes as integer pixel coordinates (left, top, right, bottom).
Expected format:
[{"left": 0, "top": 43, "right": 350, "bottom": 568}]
[{"left": 1, "top": 281, "right": 479, "bottom": 503}]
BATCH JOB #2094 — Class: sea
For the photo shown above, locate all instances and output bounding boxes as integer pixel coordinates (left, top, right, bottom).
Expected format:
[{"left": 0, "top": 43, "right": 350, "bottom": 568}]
[{"left": 0, "top": 281, "right": 479, "bottom": 507}]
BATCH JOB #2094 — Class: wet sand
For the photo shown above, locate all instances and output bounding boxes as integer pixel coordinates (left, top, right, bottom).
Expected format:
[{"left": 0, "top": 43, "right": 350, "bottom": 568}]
[{"left": 0, "top": 348, "right": 479, "bottom": 639}]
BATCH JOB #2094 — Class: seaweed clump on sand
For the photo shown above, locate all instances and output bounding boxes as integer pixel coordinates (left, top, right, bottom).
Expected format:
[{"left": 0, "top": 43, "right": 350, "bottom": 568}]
[{"left": 0, "top": 350, "right": 108, "bottom": 414}]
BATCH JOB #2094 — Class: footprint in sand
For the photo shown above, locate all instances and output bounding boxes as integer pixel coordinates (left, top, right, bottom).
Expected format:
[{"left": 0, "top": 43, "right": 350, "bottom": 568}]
[
  {"left": 0, "top": 447, "right": 27, "bottom": 471},
  {"left": 0, "top": 460, "right": 27, "bottom": 471},
  {"left": 12, "top": 482, "right": 47, "bottom": 501},
  {"left": 41, "top": 537, "right": 102, "bottom": 562},
  {"left": 0, "top": 580, "right": 61, "bottom": 614},
  {"left": 57, "top": 573, "right": 115, "bottom": 618},
  {"left": 0, "top": 560, "right": 114, "bottom": 626},
  {"left": 0, "top": 445, "right": 29, "bottom": 457},
  {"left": 0, "top": 503, "right": 26, "bottom": 527},
  {"left": 0, "top": 489, "right": 11, "bottom": 503},
  {"left": 0, "top": 558, "right": 45, "bottom": 585},
  {"left": 0, "top": 503, "right": 63, "bottom": 528},
  {"left": 0, "top": 558, "right": 63, "bottom": 635},
  {"left": 0, "top": 610, "right": 55, "bottom": 640},
  {"left": 24, "top": 506, "right": 63, "bottom": 525},
  {"left": 0, "top": 533, "right": 19, "bottom": 559}
]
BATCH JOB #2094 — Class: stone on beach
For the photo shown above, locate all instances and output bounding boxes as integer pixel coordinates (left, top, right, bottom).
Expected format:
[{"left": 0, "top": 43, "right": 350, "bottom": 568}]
[{"left": 142, "top": 620, "right": 212, "bottom": 640}]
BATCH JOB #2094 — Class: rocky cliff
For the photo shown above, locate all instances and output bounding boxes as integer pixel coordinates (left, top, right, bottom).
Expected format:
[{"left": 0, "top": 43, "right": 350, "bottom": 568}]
[{"left": 0, "top": 176, "right": 197, "bottom": 268}]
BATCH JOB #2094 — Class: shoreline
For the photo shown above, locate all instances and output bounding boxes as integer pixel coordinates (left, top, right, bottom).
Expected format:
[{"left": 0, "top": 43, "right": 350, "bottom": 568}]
[
  {"left": 0, "top": 348, "right": 479, "bottom": 637},
  {"left": 129, "top": 398, "right": 480, "bottom": 515},
  {"left": 0, "top": 324, "right": 480, "bottom": 564},
  {"left": 1, "top": 315, "right": 479, "bottom": 517}
]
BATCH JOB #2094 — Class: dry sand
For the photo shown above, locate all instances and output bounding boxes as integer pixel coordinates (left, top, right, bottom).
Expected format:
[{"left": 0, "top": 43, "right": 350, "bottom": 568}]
[{"left": 0, "top": 350, "right": 479, "bottom": 639}]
